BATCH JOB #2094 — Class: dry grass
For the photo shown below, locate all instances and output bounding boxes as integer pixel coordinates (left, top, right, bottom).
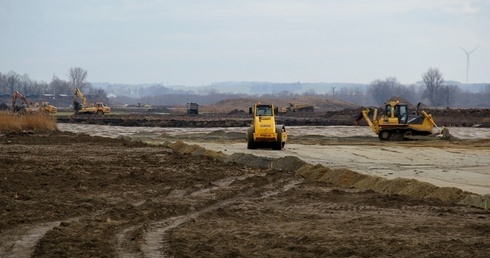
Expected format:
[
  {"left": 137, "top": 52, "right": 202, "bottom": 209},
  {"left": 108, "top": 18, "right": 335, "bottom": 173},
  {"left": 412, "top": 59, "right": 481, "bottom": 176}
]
[{"left": 0, "top": 111, "right": 58, "bottom": 131}]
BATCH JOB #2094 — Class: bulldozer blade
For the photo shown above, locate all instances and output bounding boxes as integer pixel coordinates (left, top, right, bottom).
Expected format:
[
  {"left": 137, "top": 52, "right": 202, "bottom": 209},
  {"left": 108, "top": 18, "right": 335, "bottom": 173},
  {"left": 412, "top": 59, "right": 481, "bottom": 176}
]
[{"left": 406, "top": 128, "right": 455, "bottom": 141}]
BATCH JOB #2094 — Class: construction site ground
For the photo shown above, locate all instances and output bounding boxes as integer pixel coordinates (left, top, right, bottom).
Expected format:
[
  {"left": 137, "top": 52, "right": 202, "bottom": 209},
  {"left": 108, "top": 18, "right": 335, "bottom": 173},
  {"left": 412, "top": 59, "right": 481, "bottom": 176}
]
[{"left": 1, "top": 121, "right": 490, "bottom": 257}]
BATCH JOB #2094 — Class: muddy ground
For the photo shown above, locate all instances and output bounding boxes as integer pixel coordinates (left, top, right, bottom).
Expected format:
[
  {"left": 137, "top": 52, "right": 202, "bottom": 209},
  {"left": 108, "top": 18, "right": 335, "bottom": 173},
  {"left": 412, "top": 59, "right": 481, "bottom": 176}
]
[
  {"left": 0, "top": 128, "right": 489, "bottom": 257},
  {"left": 55, "top": 106, "right": 490, "bottom": 128}
]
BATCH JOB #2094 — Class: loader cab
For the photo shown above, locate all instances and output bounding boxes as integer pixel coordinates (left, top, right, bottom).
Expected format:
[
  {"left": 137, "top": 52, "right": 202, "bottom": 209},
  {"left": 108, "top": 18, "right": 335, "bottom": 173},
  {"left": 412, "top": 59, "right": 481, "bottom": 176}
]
[
  {"left": 257, "top": 105, "right": 272, "bottom": 116},
  {"left": 385, "top": 102, "right": 408, "bottom": 124},
  {"left": 249, "top": 104, "right": 277, "bottom": 117}
]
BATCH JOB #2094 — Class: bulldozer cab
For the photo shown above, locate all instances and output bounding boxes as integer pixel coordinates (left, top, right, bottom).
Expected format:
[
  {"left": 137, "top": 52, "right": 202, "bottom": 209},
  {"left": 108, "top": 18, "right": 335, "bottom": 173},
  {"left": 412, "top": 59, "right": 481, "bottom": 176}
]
[{"left": 385, "top": 102, "right": 408, "bottom": 124}]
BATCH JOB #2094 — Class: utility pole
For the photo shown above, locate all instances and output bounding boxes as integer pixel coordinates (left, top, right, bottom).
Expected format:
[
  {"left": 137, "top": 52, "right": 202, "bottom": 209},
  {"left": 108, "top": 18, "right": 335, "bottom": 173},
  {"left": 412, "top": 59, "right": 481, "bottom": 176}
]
[
  {"left": 459, "top": 46, "right": 478, "bottom": 84},
  {"left": 332, "top": 87, "right": 336, "bottom": 100}
]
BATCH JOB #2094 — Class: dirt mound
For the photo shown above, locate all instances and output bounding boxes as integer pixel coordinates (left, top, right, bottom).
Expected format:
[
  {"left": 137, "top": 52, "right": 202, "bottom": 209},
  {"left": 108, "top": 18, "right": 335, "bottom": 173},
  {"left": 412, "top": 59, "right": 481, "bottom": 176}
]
[
  {"left": 297, "top": 164, "right": 473, "bottom": 203},
  {"left": 223, "top": 153, "right": 274, "bottom": 168},
  {"left": 169, "top": 140, "right": 227, "bottom": 160},
  {"left": 170, "top": 140, "right": 479, "bottom": 205},
  {"left": 210, "top": 96, "right": 359, "bottom": 112},
  {"left": 207, "top": 130, "right": 245, "bottom": 140},
  {"left": 271, "top": 156, "right": 308, "bottom": 171}
]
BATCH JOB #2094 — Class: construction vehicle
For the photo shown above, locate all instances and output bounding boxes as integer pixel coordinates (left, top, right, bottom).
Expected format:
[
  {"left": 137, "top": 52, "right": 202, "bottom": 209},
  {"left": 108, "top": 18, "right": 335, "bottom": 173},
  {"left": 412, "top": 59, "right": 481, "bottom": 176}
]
[
  {"left": 11, "top": 91, "right": 29, "bottom": 113},
  {"left": 73, "top": 88, "right": 111, "bottom": 115},
  {"left": 246, "top": 103, "right": 287, "bottom": 150},
  {"left": 357, "top": 100, "right": 447, "bottom": 141},
  {"left": 186, "top": 102, "right": 199, "bottom": 115},
  {"left": 30, "top": 102, "right": 57, "bottom": 114},
  {"left": 286, "top": 102, "right": 315, "bottom": 112},
  {"left": 11, "top": 91, "right": 57, "bottom": 114}
]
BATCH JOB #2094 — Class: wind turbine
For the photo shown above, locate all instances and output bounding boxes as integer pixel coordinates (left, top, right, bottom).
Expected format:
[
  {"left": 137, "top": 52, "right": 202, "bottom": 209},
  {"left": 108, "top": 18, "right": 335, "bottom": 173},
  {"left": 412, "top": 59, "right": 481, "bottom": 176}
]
[{"left": 458, "top": 46, "right": 478, "bottom": 84}]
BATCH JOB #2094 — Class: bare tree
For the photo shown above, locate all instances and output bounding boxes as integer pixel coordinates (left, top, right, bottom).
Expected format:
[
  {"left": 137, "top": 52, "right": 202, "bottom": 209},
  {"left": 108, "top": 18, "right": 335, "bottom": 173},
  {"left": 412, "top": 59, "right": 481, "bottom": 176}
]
[
  {"left": 0, "top": 72, "right": 7, "bottom": 93},
  {"left": 50, "top": 75, "right": 72, "bottom": 96},
  {"left": 440, "top": 85, "right": 460, "bottom": 106},
  {"left": 368, "top": 77, "right": 401, "bottom": 105},
  {"left": 69, "top": 67, "right": 88, "bottom": 91},
  {"left": 20, "top": 74, "right": 32, "bottom": 95},
  {"left": 302, "top": 88, "right": 317, "bottom": 96},
  {"left": 336, "top": 87, "right": 367, "bottom": 105},
  {"left": 422, "top": 68, "right": 444, "bottom": 106},
  {"left": 6, "top": 71, "right": 20, "bottom": 94}
]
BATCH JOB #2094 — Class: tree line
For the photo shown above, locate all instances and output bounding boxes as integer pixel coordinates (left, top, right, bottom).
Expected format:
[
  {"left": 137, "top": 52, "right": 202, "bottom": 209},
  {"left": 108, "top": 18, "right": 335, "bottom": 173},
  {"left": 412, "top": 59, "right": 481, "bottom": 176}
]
[
  {"left": 111, "top": 67, "right": 490, "bottom": 108},
  {"left": 1, "top": 67, "right": 489, "bottom": 108},
  {"left": 320, "top": 67, "right": 489, "bottom": 107},
  {"left": 0, "top": 68, "right": 103, "bottom": 97}
]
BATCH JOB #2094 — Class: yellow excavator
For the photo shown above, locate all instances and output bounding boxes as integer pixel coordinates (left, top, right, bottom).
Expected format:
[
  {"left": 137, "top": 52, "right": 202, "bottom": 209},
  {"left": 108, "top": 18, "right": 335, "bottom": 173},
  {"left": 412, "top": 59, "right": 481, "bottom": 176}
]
[
  {"left": 246, "top": 103, "right": 287, "bottom": 150},
  {"left": 73, "top": 88, "right": 111, "bottom": 115},
  {"left": 12, "top": 91, "right": 57, "bottom": 114},
  {"left": 357, "top": 101, "right": 448, "bottom": 141}
]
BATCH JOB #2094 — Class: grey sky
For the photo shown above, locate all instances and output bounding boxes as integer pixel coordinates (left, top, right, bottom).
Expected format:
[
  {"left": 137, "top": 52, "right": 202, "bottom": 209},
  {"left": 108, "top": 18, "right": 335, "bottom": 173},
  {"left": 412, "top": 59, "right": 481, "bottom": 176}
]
[{"left": 1, "top": 0, "right": 489, "bottom": 86}]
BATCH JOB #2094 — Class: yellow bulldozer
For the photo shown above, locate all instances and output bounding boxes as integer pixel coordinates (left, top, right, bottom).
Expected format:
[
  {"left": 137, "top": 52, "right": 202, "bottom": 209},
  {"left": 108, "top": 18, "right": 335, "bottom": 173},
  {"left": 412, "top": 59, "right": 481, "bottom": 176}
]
[
  {"left": 357, "top": 101, "right": 448, "bottom": 141},
  {"left": 246, "top": 103, "right": 287, "bottom": 150}
]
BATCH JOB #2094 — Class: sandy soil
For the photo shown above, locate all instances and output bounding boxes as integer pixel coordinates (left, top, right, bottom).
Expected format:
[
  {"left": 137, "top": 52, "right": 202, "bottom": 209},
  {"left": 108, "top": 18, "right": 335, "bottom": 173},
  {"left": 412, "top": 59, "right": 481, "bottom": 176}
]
[
  {"left": 1, "top": 125, "right": 489, "bottom": 257},
  {"left": 59, "top": 124, "right": 490, "bottom": 195}
]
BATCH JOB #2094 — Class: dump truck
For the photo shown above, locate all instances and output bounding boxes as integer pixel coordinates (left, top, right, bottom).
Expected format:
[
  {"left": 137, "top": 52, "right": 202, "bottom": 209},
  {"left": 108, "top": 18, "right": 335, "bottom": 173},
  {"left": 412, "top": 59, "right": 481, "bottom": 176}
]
[
  {"left": 30, "top": 102, "right": 57, "bottom": 114},
  {"left": 186, "top": 102, "right": 199, "bottom": 115},
  {"left": 286, "top": 102, "right": 315, "bottom": 112},
  {"left": 357, "top": 101, "right": 448, "bottom": 141},
  {"left": 73, "top": 88, "right": 111, "bottom": 115},
  {"left": 246, "top": 103, "right": 287, "bottom": 150}
]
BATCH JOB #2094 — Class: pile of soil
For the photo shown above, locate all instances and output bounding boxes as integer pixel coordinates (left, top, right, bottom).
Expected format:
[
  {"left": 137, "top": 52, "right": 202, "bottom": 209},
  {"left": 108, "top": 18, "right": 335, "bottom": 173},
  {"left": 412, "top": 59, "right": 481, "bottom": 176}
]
[{"left": 1, "top": 131, "right": 488, "bottom": 257}]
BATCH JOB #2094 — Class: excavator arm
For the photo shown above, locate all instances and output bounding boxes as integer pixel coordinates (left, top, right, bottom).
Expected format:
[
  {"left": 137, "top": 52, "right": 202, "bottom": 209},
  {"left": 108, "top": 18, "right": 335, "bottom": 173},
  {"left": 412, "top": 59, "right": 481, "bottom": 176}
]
[
  {"left": 12, "top": 91, "right": 29, "bottom": 108},
  {"left": 74, "top": 88, "right": 88, "bottom": 107}
]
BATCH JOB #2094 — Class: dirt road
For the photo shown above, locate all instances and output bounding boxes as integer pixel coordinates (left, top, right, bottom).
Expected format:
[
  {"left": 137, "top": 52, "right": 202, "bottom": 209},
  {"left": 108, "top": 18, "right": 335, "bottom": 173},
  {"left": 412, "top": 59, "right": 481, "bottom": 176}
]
[{"left": 1, "top": 127, "right": 489, "bottom": 257}]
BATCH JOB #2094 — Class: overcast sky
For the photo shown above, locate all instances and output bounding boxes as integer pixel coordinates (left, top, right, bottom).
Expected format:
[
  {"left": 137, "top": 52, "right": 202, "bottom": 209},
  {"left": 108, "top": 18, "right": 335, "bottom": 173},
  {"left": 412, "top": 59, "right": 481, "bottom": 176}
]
[{"left": 1, "top": 0, "right": 489, "bottom": 86}]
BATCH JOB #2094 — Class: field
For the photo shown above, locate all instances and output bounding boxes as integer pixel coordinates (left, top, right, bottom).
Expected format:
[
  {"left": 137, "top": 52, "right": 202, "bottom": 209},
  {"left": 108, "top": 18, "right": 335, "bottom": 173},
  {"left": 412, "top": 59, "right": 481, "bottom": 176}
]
[{"left": 1, "top": 112, "right": 489, "bottom": 257}]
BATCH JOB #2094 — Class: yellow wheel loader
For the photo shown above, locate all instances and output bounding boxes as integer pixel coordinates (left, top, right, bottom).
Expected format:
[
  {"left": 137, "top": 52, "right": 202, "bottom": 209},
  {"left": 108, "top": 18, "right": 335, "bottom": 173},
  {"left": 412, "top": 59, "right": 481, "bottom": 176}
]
[
  {"left": 246, "top": 103, "right": 287, "bottom": 150},
  {"left": 357, "top": 101, "right": 448, "bottom": 141}
]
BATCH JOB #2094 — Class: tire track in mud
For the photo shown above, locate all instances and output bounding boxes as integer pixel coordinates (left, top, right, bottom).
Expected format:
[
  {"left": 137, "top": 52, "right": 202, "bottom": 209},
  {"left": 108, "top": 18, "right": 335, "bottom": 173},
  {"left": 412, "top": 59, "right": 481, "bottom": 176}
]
[
  {"left": 115, "top": 173, "right": 303, "bottom": 258},
  {"left": 0, "top": 218, "right": 79, "bottom": 258}
]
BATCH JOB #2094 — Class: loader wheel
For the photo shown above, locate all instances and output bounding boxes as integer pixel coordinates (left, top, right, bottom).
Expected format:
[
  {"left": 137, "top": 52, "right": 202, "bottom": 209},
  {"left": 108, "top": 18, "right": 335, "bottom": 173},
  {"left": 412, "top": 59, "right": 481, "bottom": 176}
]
[
  {"left": 97, "top": 110, "right": 104, "bottom": 115},
  {"left": 273, "top": 127, "right": 285, "bottom": 150},
  {"left": 378, "top": 130, "right": 390, "bottom": 141},
  {"left": 247, "top": 127, "right": 257, "bottom": 149}
]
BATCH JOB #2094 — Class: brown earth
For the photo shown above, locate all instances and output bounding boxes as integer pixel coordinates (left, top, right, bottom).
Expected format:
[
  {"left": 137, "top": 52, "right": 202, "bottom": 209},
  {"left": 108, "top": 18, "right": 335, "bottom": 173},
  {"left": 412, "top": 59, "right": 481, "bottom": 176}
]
[
  {"left": 0, "top": 130, "right": 489, "bottom": 257},
  {"left": 55, "top": 106, "right": 490, "bottom": 129}
]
